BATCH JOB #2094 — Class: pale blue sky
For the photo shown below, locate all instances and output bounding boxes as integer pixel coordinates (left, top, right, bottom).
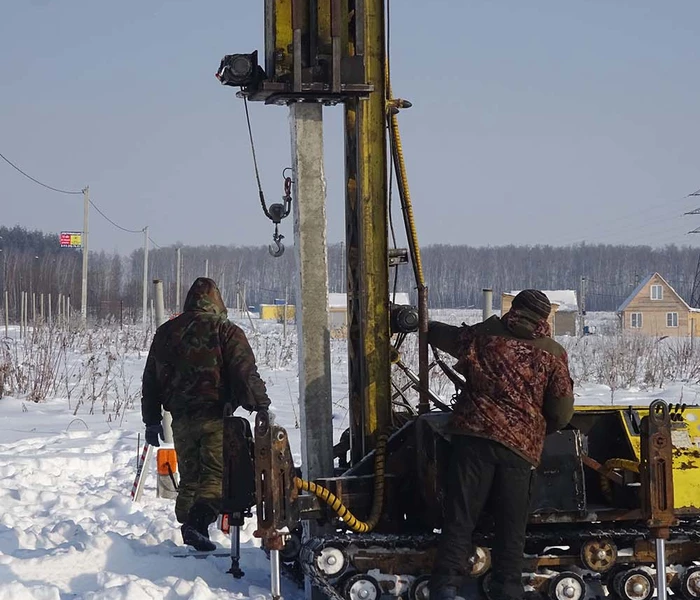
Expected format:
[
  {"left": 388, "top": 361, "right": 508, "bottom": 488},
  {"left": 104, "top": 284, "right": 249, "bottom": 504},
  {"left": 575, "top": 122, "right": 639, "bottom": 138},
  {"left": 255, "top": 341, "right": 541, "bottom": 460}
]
[{"left": 1, "top": 1, "right": 699, "bottom": 253}]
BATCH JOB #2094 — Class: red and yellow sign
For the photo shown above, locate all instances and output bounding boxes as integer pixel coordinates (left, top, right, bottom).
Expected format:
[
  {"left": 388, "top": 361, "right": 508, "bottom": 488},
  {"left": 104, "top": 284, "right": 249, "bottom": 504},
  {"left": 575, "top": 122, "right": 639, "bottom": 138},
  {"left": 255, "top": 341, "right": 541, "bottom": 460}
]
[{"left": 59, "top": 232, "right": 83, "bottom": 248}]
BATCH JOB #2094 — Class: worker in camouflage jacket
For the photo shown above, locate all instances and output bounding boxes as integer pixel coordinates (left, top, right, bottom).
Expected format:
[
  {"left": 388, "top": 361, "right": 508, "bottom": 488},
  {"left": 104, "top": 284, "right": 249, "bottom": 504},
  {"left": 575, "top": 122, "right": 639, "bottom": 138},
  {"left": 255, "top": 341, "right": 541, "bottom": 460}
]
[
  {"left": 429, "top": 289, "right": 574, "bottom": 600},
  {"left": 141, "top": 277, "right": 270, "bottom": 551}
]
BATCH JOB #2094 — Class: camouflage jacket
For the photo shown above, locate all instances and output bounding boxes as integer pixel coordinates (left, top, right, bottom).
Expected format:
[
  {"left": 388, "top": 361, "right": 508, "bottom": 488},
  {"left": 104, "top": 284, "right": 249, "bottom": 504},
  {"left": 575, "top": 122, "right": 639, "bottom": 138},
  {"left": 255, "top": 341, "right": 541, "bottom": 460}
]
[
  {"left": 141, "top": 278, "right": 270, "bottom": 427},
  {"left": 429, "top": 309, "right": 574, "bottom": 465}
]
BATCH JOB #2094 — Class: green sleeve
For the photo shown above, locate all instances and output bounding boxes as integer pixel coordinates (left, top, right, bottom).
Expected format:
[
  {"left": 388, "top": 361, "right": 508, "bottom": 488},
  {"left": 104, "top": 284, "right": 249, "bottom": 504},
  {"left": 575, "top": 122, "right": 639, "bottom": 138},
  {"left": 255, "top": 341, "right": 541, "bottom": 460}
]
[
  {"left": 141, "top": 340, "right": 163, "bottom": 426},
  {"left": 221, "top": 322, "right": 271, "bottom": 411}
]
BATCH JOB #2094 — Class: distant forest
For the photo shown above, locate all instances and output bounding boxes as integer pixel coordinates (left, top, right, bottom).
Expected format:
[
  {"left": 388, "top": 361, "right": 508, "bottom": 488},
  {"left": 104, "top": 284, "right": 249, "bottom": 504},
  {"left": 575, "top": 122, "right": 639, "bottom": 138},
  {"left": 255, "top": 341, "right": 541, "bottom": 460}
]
[{"left": 1, "top": 225, "right": 699, "bottom": 320}]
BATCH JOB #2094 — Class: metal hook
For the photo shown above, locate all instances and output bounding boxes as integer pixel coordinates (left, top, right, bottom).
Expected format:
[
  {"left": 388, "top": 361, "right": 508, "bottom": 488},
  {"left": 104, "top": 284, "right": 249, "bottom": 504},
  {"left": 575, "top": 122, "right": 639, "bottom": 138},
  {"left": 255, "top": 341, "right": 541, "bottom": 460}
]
[{"left": 269, "top": 233, "right": 285, "bottom": 258}]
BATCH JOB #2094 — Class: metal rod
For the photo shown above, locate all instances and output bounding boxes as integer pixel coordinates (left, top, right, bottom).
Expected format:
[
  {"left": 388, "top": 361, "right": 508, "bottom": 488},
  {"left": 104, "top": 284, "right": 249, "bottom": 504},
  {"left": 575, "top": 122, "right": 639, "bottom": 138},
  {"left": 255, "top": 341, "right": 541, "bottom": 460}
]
[
  {"left": 418, "top": 285, "right": 429, "bottom": 413},
  {"left": 175, "top": 247, "right": 182, "bottom": 310},
  {"left": 142, "top": 226, "right": 149, "bottom": 326},
  {"left": 81, "top": 186, "right": 89, "bottom": 323},
  {"left": 270, "top": 548, "right": 282, "bottom": 600},
  {"left": 655, "top": 538, "right": 668, "bottom": 600}
]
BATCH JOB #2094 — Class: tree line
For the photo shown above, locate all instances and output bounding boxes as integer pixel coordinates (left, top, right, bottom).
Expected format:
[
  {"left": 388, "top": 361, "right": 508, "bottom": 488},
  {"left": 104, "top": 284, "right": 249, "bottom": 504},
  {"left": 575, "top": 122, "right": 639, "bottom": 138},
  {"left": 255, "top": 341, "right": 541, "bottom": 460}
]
[{"left": 1, "top": 225, "right": 698, "bottom": 320}]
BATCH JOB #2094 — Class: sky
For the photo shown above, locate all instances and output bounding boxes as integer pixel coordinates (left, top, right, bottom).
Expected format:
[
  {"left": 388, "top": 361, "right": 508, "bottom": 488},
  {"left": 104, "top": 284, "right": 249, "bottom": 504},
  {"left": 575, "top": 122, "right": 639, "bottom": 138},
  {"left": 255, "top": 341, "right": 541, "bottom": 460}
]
[{"left": 1, "top": 0, "right": 700, "bottom": 254}]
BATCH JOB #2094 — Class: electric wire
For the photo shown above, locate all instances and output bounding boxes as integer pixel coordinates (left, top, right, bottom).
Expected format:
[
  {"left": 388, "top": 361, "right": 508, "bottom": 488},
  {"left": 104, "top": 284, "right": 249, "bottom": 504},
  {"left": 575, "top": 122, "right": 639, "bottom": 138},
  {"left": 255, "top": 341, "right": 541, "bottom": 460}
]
[
  {"left": 0, "top": 151, "right": 83, "bottom": 195},
  {"left": 149, "top": 237, "right": 161, "bottom": 249},
  {"left": 88, "top": 200, "right": 144, "bottom": 234}
]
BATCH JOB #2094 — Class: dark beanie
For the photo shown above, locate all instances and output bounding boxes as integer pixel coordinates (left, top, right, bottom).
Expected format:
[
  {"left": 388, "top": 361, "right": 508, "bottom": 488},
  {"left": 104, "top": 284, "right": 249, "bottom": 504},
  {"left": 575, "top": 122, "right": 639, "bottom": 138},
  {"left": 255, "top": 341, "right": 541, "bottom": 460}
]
[{"left": 511, "top": 289, "right": 551, "bottom": 319}]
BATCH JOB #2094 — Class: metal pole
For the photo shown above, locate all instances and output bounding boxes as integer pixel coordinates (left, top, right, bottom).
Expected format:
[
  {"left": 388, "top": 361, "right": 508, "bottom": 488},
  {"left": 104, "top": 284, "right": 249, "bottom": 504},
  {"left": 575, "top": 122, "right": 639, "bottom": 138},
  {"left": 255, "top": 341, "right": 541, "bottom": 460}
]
[
  {"left": 142, "top": 226, "right": 149, "bottom": 325},
  {"left": 290, "top": 101, "right": 334, "bottom": 486},
  {"left": 283, "top": 285, "right": 288, "bottom": 341},
  {"left": 4, "top": 290, "right": 8, "bottom": 337},
  {"left": 40, "top": 293, "right": 44, "bottom": 323},
  {"left": 20, "top": 291, "right": 24, "bottom": 338},
  {"left": 482, "top": 288, "right": 493, "bottom": 321},
  {"left": 205, "top": 258, "right": 209, "bottom": 278},
  {"left": 655, "top": 538, "right": 668, "bottom": 600},
  {"left": 579, "top": 275, "right": 587, "bottom": 337},
  {"left": 47, "top": 293, "right": 52, "bottom": 327},
  {"left": 175, "top": 247, "right": 182, "bottom": 310},
  {"left": 81, "top": 186, "right": 89, "bottom": 324},
  {"left": 32, "top": 292, "right": 36, "bottom": 324},
  {"left": 345, "top": 0, "right": 390, "bottom": 462},
  {"left": 270, "top": 548, "right": 282, "bottom": 600},
  {"left": 230, "top": 525, "right": 243, "bottom": 577}
]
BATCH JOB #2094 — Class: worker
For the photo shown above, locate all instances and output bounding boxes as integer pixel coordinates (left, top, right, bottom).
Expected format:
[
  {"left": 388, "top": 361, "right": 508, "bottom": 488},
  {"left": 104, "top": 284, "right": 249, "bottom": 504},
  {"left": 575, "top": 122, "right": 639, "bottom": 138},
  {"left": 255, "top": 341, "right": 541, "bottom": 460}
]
[
  {"left": 429, "top": 289, "right": 575, "bottom": 600},
  {"left": 141, "top": 277, "right": 271, "bottom": 551}
]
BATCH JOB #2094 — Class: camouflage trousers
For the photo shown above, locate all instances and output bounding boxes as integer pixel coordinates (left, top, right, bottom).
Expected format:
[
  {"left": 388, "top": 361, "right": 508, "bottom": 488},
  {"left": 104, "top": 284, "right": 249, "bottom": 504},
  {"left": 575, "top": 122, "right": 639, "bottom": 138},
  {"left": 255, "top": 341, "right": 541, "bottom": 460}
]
[{"left": 172, "top": 417, "right": 224, "bottom": 523}]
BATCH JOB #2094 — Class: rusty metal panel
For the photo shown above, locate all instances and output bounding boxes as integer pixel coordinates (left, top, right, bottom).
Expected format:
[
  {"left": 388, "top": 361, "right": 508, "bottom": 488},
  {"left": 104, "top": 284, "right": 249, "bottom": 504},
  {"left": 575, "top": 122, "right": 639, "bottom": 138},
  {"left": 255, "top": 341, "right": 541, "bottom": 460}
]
[
  {"left": 254, "top": 412, "right": 299, "bottom": 548},
  {"left": 639, "top": 400, "right": 676, "bottom": 537}
]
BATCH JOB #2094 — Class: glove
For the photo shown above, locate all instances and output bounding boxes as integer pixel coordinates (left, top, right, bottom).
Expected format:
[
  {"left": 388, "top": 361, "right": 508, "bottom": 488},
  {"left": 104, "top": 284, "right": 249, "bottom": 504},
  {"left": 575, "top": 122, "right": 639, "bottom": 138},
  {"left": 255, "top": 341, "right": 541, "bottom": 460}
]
[{"left": 145, "top": 424, "right": 164, "bottom": 447}]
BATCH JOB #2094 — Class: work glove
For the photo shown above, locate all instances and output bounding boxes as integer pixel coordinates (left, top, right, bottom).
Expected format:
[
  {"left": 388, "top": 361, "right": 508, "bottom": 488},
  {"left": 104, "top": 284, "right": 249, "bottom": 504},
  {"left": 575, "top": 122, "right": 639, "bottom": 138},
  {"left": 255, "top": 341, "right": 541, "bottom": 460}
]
[{"left": 145, "top": 424, "right": 164, "bottom": 447}]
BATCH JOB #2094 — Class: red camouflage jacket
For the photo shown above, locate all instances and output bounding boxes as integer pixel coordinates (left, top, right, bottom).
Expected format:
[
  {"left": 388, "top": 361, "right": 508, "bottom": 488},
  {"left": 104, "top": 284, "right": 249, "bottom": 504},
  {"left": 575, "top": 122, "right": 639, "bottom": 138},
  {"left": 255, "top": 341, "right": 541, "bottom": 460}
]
[{"left": 429, "top": 309, "right": 575, "bottom": 466}]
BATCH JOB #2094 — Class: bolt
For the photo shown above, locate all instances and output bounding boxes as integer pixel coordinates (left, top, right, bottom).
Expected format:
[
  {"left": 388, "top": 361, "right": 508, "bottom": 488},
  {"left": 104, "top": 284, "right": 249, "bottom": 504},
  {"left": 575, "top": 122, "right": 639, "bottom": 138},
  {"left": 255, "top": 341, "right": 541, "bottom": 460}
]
[
  {"left": 564, "top": 585, "right": 576, "bottom": 598},
  {"left": 358, "top": 590, "right": 369, "bottom": 599},
  {"left": 632, "top": 583, "right": 644, "bottom": 595},
  {"left": 597, "top": 549, "right": 608, "bottom": 560},
  {"left": 327, "top": 555, "right": 337, "bottom": 565}
]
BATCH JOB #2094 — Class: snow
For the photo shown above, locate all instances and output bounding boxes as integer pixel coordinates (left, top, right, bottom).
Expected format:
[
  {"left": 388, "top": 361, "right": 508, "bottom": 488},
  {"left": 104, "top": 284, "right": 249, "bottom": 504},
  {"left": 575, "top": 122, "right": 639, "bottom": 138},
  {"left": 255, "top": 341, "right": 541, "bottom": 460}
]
[{"left": 1, "top": 315, "right": 699, "bottom": 599}]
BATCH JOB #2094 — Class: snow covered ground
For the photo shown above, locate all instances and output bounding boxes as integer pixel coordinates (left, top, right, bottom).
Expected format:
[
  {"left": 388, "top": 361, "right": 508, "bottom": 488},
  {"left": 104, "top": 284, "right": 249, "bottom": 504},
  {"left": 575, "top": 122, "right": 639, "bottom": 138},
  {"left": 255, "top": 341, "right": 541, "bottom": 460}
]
[{"left": 0, "top": 313, "right": 698, "bottom": 599}]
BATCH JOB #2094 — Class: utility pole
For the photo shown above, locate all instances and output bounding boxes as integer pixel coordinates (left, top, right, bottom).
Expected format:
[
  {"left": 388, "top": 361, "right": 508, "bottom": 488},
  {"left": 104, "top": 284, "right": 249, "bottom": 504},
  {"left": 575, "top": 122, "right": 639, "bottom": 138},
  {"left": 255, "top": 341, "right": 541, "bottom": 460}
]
[
  {"left": 205, "top": 258, "right": 209, "bottom": 278},
  {"left": 685, "top": 202, "right": 700, "bottom": 308},
  {"left": 81, "top": 186, "right": 89, "bottom": 324},
  {"left": 579, "top": 275, "right": 587, "bottom": 336},
  {"left": 142, "top": 226, "right": 149, "bottom": 325},
  {"left": 291, "top": 101, "right": 334, "bottom": 490},
  {"left": 175, "top": 247, "right": 182, "bottom": 311}
]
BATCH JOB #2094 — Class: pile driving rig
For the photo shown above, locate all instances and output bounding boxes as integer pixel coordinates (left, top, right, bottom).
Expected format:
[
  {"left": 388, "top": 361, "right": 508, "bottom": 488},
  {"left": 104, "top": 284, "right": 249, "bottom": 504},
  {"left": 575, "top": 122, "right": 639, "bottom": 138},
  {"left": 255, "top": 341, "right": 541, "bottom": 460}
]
[{"left": 216, "top": 2, "right": 700, "bottom": 599}]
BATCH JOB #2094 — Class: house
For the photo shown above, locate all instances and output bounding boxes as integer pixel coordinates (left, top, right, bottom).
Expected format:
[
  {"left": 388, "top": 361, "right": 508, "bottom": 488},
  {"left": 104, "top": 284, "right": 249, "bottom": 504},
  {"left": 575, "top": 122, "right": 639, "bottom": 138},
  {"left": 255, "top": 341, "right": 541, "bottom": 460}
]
[
  {"left": 501, "top": 290, "right": 579, "bottom": 336},
  {"left": 329, "top": 292, "right": 411, "bottom": 337},
  {"left": 617, "top": 273, "right": 700, "bottom": 337}
]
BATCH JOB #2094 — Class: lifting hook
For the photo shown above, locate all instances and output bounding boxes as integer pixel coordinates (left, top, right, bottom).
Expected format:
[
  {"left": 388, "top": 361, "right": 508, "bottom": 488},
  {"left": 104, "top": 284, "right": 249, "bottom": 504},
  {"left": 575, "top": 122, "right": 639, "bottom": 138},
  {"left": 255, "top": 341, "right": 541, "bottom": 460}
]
[{"left": 269, "top": 230, "right": 285, "bottom": 257}]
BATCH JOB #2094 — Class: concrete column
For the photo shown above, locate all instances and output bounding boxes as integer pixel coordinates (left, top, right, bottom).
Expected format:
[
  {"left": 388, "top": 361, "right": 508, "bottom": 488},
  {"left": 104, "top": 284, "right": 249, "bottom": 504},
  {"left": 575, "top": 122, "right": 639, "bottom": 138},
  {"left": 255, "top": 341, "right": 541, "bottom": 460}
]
[
  {"left": 152, "top": 279, "right": 173, "bottom": 442},
  {"left": 482, "top": 288, "right": 493, "bottom": 321},
  {"left": 290, "top": 102, "right": 334, "bottom": 485}
]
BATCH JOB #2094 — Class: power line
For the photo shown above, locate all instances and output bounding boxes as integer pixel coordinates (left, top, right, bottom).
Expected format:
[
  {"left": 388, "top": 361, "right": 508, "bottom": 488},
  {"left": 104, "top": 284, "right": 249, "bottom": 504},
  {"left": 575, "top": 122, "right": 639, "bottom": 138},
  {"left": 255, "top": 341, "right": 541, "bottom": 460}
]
[
  {"left": 148, "top": 236, "right": 161, "bottom": 249},
  {"left": 0, "top": 151, "right": 83, "bottom": 195},
  {"left": 88, "top": 199, "right": 144, "bottom": 234}
]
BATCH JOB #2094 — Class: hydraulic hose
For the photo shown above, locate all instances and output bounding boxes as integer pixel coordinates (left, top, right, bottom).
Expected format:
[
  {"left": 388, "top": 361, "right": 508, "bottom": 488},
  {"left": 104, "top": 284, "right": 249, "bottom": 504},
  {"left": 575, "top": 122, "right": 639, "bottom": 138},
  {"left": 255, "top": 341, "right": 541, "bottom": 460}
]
[
  {"left": 386, "top": 80, "right": 424, "bottom": 288},
  {"left": 600, "top": 458, "right": 639, "bottom": 504},
  {"left": 294, "top": 433, "right": 388, "bottom": 533}
]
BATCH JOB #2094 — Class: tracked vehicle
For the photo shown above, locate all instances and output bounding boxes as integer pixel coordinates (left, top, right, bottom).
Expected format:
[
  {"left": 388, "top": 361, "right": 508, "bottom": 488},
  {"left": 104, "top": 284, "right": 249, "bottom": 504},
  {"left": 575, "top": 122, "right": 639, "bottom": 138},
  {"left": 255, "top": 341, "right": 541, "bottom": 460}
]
[{"left": 216, "top": 2, "right": 700, "bottom": 599}]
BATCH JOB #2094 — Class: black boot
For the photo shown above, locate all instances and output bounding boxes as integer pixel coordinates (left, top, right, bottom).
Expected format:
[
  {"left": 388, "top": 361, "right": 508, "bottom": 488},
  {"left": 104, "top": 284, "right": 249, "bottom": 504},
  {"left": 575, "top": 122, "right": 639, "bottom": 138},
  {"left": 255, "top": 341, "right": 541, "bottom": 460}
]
[{"left": 181, "top": 502, "right": 217, "bottom": 552}]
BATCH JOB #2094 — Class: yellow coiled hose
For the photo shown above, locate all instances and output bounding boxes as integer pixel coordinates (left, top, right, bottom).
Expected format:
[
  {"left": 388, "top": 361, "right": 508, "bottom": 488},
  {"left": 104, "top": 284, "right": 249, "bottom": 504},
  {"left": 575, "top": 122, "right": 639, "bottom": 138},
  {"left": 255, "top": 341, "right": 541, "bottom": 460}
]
[
  {"left": 600, "top": 458, "right": 639, "bottom": 504},
  {"left": 293, "top": 433, "right": 388, "bottom": 533}
]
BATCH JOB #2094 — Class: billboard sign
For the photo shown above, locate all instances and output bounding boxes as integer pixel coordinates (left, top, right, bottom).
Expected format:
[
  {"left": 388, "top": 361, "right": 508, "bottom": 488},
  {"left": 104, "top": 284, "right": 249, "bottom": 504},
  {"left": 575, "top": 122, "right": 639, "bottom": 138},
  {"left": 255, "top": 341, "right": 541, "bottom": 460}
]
[{"left": 60, "top": 231, "right": 83, "bottom": 248}]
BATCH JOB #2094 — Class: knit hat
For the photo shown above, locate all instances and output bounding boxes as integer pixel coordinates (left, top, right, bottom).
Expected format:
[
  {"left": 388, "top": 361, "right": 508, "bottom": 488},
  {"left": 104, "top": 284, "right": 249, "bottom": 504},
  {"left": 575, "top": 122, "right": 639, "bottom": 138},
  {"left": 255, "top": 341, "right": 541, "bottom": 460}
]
[{"left": 511, "top": 289, "right": 551, "bottom": 319}]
